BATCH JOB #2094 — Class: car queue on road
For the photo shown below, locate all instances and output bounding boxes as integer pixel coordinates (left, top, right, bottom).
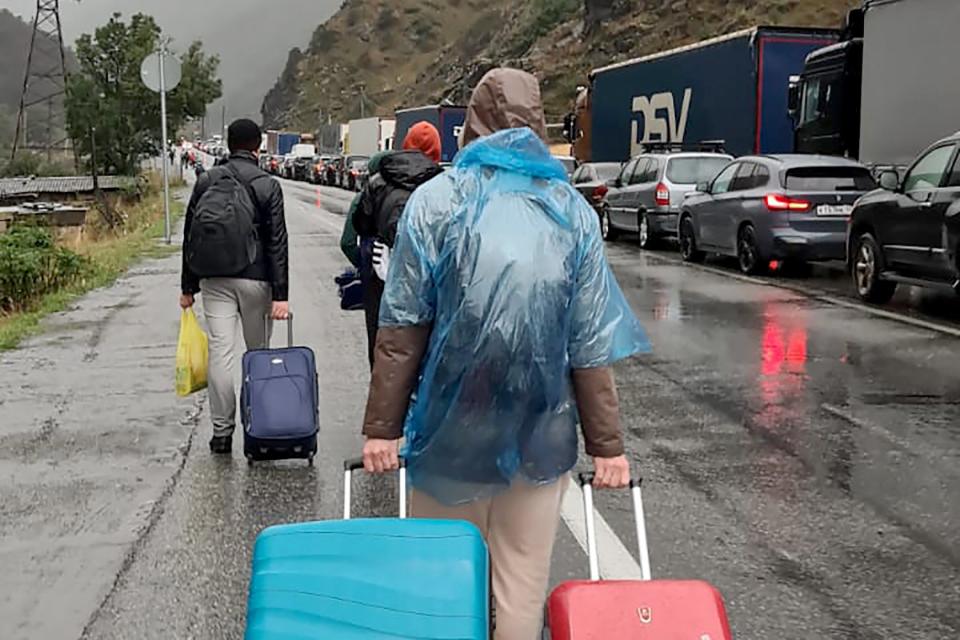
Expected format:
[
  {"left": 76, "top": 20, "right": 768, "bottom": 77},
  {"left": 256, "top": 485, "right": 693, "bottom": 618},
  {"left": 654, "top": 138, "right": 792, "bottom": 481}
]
[
  {"left": 260, "top": 150, "right": 372, "bottom": 191},
  {"left": 258, "top": 127, "right": 959, "bottom": 312},
  {"left": 578, "top": 131, "right": 960, "bottom": 309}
]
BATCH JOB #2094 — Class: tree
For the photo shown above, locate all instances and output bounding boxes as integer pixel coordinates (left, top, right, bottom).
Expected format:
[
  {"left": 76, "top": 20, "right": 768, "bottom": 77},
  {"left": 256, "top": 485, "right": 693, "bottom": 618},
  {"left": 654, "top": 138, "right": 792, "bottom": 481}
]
[{"left": 65, "top": 13, "right": 222, "bottom": 175}]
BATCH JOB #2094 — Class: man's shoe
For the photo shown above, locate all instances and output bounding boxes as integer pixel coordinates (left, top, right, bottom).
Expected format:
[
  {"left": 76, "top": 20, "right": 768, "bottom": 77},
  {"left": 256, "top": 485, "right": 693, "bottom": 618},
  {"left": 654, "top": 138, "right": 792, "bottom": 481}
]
[{"left": 209, "top": 435, "right": 232, "bottom": 454}]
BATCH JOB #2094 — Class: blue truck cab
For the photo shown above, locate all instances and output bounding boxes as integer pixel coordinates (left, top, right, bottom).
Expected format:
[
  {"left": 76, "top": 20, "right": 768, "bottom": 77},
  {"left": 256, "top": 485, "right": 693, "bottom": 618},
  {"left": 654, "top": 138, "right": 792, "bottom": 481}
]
[
  {"left": 393, "top": 105, "right": 467, "bottom": 163},
  {"left": 589, "top": 27, "right": 839, "bottom": 162}
]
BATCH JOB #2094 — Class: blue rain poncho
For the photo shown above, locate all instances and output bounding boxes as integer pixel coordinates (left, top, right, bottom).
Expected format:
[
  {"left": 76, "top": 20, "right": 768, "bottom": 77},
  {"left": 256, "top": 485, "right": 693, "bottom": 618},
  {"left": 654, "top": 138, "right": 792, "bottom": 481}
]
[{"left": 380, "top": 128, "right": 650, "bottom": 505}]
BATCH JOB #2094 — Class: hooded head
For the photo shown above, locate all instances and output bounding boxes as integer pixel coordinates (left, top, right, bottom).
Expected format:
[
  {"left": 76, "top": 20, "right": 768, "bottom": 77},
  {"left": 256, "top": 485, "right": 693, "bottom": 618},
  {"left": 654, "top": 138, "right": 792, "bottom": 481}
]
[
  {"left": 461, "top": 68, "right": 548, "bottom": 147},
  {"left": 367, "top": 150, "right": 391, "bottom": 173},
  {"left": 402, "top": 122, "right": 442, "bottom": 164}
]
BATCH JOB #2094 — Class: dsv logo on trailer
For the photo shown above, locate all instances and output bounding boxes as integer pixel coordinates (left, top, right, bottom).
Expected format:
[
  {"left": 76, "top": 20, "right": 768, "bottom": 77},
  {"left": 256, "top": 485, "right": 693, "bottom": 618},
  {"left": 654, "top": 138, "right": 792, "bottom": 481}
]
[{"left": 630, "top": 89, "right": 692, "bottom": 156}]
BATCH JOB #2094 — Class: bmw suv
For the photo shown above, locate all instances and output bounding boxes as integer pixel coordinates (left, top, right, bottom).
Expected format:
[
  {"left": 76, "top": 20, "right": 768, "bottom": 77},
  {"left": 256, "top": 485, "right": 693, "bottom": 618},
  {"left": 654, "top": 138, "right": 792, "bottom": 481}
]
[
  {"left": 847, "top": 132, "right": 960, "bottom": 303},
  {"left": 600, "top": 145, "right": 732, "bottom": 248},
  {"left": 680, "top": 155, "right": 875, "bottom": 274}
]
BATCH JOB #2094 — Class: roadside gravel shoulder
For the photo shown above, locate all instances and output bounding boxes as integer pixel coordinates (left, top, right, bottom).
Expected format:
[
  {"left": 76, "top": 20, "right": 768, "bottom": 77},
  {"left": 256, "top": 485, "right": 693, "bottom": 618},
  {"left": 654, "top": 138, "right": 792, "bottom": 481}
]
[{"left": 0, "top": 218, "right": 202, "bottom": 640}]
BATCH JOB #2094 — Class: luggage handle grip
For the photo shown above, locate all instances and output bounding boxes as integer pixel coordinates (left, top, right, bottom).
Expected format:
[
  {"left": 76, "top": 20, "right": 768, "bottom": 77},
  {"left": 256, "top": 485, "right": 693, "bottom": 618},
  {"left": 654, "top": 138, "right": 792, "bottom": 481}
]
[
  {"left": 342, "top": 456, "right": 407, "bottom": 521},
  {"left": 343, "top": 457, "right": 407, "bottom": 471},
  {"left": 577, "top": 471, "right": 651, "bottom": 582},
  {"left": 264, "top": 310, "right": 294, "bottom": 347},
  {"left": 578, "top": 472, "right": 641, "bottom": 490}
]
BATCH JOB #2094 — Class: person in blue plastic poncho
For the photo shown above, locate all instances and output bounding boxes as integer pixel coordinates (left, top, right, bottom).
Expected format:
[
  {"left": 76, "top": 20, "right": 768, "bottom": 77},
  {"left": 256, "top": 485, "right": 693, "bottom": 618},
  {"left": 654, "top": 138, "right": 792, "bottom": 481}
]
[{"left": 359, "top": 68, "right": 650, "bottom": 639}]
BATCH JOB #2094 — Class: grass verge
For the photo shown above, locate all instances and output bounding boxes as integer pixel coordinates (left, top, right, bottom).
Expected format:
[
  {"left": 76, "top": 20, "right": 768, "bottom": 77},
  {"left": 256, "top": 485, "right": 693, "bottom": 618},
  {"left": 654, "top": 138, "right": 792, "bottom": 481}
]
[{"left": 0, "top": 182, "right": 185, "bottom": 350}]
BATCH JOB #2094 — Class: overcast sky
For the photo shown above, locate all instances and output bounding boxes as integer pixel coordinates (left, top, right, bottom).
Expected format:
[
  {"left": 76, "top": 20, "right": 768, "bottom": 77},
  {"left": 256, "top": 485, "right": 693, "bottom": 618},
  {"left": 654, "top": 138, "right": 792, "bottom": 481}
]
[{"left": 2, "top": 0, "right": 340, "bottom": 123}]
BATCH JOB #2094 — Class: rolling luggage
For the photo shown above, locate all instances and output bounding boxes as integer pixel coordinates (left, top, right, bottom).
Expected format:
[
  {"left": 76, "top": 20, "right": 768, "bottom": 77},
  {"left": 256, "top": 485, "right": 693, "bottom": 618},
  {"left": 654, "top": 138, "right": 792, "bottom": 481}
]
[
  {"left": 245, "top": 459, "right": 491, "bottom": 640},
  {"left": 241, "top": 312, "right": 319, "bottom": 464},
  {"left": 546, "top": 474, "right": 733, "bottom": 640}
]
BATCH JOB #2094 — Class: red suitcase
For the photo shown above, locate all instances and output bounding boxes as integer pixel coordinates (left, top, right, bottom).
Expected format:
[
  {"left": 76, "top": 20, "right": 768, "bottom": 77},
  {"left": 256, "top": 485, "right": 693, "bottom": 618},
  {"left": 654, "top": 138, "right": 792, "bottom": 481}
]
[{"left": 546, "top": 474, "right": 733, "bottom": 640}]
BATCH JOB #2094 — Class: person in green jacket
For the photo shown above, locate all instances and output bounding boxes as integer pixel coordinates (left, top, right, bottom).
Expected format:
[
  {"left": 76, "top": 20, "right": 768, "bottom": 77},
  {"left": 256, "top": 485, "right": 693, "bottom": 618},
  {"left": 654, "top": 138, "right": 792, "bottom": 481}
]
[{"left": 340, "top": 152, "right": 391, "bottom": 268}]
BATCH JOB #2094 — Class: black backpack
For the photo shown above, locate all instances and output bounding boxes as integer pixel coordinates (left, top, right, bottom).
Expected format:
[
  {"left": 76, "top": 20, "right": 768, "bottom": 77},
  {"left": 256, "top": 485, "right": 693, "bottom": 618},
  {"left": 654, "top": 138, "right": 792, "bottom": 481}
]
[{"left": 186, "top": 165, "right": 259, "bottom": 278}]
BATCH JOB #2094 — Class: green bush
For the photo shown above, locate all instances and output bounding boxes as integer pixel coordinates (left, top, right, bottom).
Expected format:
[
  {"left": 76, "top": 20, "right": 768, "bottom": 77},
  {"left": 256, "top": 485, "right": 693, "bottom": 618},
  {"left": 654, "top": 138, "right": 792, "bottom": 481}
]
[{"left": 0, "top": 226, "right": 88, "bottom": 312}]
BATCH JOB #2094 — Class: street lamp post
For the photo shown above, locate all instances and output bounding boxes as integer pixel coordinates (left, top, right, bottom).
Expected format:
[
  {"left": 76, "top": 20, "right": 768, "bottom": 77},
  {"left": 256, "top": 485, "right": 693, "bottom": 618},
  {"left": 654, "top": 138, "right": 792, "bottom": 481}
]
[
  {"left": 140, "top": 39, "right": 181, "bottom": 244},
  {"left": 158, "top": 39, "right": 172, "bottom": 245}
]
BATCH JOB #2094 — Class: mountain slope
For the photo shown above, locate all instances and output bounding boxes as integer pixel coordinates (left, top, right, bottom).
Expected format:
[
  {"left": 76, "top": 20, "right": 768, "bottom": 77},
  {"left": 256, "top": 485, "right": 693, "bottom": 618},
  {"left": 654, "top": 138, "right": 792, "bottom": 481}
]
[
  {"left": 0, "top": 9, "right": 40, "bottom": 113},
  {"left": 262, "top": 0, "right": 516, "bottom": 128},
  {"left": 263, "top": 0, "right": 860, "bottom": 130},
  {"left": 0, "top": 9, "right": 77, "bottom": 153}
]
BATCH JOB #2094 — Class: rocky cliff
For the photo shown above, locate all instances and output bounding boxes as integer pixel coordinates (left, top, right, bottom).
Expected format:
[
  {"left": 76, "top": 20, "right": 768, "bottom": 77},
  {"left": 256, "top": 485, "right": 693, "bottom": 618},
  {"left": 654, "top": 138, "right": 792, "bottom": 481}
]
[{"left": 262, "top": 0, "right": 859, "bottom": 130}]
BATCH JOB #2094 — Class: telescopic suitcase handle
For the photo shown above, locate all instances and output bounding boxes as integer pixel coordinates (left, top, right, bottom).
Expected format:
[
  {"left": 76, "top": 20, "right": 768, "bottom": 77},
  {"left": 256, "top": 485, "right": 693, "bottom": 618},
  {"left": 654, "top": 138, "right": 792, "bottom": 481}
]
[
  {"left": 342, "top": 457, "right": 407, "bottom": 520},
  {"left": 264, "top": 310, "right": 294, "bottom": 348},
  {"left": 577, "top": 472, "right": 651, "bottom": 582}
]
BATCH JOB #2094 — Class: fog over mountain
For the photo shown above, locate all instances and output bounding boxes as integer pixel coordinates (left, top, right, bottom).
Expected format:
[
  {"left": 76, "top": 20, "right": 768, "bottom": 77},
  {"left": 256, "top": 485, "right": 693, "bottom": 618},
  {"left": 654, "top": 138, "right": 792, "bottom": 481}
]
[{"left": 1, "top": 0, "right": 340, "bottom": 126}]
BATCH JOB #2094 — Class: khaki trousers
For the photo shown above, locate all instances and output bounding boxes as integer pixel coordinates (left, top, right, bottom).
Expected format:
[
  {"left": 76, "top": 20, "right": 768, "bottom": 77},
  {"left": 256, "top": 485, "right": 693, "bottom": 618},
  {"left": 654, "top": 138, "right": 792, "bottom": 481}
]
[
  {"left": 411, "top": 475, "right": 569, "bottom": 640},
  {"left": 200, "top": 277, "right": 272, "bottom": 437}
]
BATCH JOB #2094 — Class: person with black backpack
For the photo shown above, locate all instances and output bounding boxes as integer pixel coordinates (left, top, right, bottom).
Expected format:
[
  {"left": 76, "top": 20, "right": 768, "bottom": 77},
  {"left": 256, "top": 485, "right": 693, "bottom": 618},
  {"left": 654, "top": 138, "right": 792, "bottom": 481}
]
[
  {"left": 179, "top": 119, "right": 290, "bottom": 455},
  {"left": 353, "top": 122, "right": 443, "bottom": 368}
]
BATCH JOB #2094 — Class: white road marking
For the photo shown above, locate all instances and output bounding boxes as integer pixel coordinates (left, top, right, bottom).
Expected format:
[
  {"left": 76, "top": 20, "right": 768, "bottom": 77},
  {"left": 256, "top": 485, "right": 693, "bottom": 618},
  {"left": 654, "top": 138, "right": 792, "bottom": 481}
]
[
  {"left": 641, "top": 251, "right": 960, "bottom": 339},
  {"left": 811, "top": 294, "right": 960, "bottom": 339},
  {"left": 560, "top": 477, "right": 644, "bottom": 580},
  {"left": 821, "top": 403, "right": 945, "bottom": 459}
]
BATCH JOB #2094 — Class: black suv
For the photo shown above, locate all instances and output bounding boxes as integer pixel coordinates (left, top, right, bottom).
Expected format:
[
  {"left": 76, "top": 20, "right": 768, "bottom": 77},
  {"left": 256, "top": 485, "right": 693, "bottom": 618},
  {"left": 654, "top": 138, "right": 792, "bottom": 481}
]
[
  {"left": 848, "top": 132, "right": 960, "bottom": 303},
  {"left": 292, "top": 156, "right": 315, "bottom": 182}
]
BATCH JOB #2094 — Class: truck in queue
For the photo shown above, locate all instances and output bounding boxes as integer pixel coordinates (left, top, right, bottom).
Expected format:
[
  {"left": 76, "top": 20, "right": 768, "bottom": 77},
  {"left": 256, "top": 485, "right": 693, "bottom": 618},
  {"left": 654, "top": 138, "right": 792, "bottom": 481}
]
[
  {"left": 790, "top": 0, "right": 960, "bottom": 170},
  {"left": 316, "top": 124, "right": 342, "bottom": 155},
  {"left": 587, "top": 27, "right": 838, "bottom": 162},
  {"left": 265, "top": 130, "right": 302, "bottom": 156},
  {"left": 393, "top": 105, "right": 466, "bottom": 164},
  {"left": 346, "top": 117, "right": 395, "bottom": 157},
  {"left": 279, "top": 132, "right": 300, "bottom": 156},
  {"left": 799, "top": 0, "right": 960, "bottom": 306}
]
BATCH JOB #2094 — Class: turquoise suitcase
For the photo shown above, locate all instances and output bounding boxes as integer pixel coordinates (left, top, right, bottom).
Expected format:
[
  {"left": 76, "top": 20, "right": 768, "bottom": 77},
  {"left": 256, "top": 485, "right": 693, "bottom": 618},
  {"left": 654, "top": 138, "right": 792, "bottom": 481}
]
[{"left": 245, "top": 460, "right": 490, "bottom": 639}]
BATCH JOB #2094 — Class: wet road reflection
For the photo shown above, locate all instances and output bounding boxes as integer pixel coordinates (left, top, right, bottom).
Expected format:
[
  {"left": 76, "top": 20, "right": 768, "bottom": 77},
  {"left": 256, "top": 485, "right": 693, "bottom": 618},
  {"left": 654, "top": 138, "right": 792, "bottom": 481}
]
[
  {"left": 605, "top": 242, "right": 960, "bottom": 638},
  {"left": 77, "top": 194, "right": 960, "bottom": 640},
  {"left": 642, "top": 238, "right": 960, "bottom": 328}
]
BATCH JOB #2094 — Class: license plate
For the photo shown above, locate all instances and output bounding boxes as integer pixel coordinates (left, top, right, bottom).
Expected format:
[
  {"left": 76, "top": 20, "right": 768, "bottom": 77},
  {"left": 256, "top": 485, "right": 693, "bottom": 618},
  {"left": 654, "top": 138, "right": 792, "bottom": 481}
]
[{"left": 816, "top": 204, "right": 853, "bottom": 217}]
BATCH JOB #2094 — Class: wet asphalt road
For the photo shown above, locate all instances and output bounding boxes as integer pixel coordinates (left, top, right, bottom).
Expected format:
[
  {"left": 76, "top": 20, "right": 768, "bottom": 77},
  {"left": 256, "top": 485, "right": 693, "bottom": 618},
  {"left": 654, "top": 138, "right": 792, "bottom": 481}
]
[{"left": 3, "top": 175, "right": 959, "bottom": 639}]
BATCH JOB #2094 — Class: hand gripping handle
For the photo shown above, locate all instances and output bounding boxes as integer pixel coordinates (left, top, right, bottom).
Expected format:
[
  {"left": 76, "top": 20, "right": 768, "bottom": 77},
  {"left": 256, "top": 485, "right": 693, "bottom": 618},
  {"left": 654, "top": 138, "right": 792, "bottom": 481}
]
[
  {"left": 577, "top": 473, "right": 651, "bottom": 581},
  {"left": 263, "top": 310, "right": 294, "bottom": 347},
  {"left": 342, "top": 457, "right": 407, "bottom": 520}
]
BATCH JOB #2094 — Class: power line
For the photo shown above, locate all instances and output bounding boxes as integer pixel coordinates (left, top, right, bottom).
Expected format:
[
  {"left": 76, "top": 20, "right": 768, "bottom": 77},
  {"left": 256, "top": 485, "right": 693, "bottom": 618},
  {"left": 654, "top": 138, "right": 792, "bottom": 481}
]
[{"left": 11, "top": 0, "right": 70, "bottom": 162}]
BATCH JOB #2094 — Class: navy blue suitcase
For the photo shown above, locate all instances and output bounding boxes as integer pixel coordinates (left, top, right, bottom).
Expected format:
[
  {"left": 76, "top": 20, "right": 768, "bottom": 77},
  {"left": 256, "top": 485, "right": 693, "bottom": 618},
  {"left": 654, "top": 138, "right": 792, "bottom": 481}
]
[
  {"left": 245, "top": 460, "right": 491, "bottom": 639},
  {"left": 241, "top": 313, "right": 319, "bottom": 464}
]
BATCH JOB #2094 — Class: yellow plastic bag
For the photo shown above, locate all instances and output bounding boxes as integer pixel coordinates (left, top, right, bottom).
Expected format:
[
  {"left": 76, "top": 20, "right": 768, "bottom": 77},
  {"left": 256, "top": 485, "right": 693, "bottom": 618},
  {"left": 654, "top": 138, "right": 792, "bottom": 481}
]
[{"left": 176, "top": 308, "right": 208, "bottom": 397}]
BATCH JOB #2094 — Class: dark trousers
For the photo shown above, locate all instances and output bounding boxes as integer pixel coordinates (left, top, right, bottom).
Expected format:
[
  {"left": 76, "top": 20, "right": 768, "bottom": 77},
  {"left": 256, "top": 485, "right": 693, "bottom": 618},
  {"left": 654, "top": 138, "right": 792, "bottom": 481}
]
[{"left": 363, "top": 275, "right": 384, "bottom": 370}]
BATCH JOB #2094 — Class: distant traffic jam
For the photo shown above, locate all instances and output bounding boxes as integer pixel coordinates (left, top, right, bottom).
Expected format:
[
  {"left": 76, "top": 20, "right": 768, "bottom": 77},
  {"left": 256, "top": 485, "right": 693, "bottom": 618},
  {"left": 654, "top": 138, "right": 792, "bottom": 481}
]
[{"left": 198, "top": 0, "right": 957, "bottom": 310}]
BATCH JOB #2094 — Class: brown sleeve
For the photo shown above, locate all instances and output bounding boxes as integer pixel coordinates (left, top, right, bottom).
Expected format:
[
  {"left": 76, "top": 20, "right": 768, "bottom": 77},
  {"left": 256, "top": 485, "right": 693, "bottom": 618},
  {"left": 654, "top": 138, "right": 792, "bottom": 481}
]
[
  {"left": 572, "top": 366, "right": 625, "bottom": 458},
  {"left": 361, "top": 326, "right": 431, "bottom": 440}
]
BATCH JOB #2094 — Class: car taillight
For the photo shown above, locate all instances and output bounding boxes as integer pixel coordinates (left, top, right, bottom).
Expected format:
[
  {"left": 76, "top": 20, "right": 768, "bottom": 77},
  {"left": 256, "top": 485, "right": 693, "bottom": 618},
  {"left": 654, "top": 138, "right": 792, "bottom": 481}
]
[
  {"left": 655, "top": 183, "right": 670, "bottom": 207},
  {"left": 592, "top": 184, "right": 608, "bottom": 202},
  {"left": 765, "top": 193, "right": 811, "bottom": 212}
]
